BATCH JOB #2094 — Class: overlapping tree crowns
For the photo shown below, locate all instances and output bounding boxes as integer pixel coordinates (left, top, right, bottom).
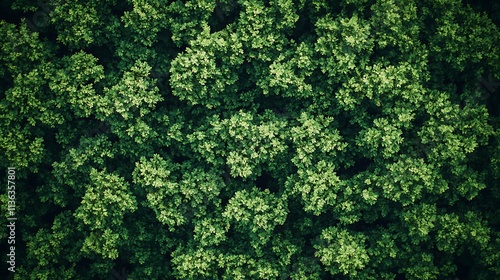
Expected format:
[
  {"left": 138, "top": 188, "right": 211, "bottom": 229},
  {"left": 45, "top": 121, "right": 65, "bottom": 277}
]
[{"left": 1, "top": 0, "right": 500, "bottom": 279}]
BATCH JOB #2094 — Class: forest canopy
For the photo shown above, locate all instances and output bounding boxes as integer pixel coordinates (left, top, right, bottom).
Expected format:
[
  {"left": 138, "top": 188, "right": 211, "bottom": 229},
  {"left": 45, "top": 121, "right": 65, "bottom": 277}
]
[{"left": 1, "top": 0, "right": 500, "bottom": 279}]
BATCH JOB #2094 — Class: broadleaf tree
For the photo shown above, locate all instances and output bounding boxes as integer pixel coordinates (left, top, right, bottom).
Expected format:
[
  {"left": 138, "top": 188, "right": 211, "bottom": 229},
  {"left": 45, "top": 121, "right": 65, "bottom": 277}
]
[{"left": 1, "top": 0, "right": 499, "bottom": 279}]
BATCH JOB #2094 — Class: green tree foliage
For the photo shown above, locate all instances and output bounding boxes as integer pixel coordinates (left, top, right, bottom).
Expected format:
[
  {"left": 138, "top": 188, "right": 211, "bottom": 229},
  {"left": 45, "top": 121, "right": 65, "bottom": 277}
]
[{"left": 1, "top": 0, "right": 500, "bottom": 279}]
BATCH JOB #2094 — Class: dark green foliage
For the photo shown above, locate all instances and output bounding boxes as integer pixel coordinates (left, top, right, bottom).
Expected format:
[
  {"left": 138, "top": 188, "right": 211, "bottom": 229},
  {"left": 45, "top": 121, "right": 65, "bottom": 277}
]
[{"left": 1, "top": 0, "right": 500, "bottom": 279}]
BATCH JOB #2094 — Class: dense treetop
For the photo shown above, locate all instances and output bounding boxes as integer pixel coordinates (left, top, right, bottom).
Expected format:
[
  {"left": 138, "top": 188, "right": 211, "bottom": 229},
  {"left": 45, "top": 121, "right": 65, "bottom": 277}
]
[{"left": 1, "top": 0, "right": 499, "bottom": 279}]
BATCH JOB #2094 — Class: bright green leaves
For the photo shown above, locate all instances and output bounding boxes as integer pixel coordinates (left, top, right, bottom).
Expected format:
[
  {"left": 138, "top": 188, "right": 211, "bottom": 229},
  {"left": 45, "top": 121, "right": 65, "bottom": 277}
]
[
  {"left": 170, "top": 27, "right": 242, "bottom": 108},
  {"left": 365, "top": 230, "right": 398, "bottom": 268},
  {"left": 166, "top": 0, "right": 216, "bottom": 47},
  {"left": 335, "top": 59, "right": 428, "bottom": 113},
  {"left": 168, "top": 0, "right": 299, "bottom": 108},
  {"left": 81, "top": 229, "right": 122, "bottom": 260},
  {"left": 193, "top": 214, "right": 229, "bottom": 247},
  {"left": 370, "top": 0, "right": 420, "bottom": 51},
  {"left": 368, "top": 61, "right": 427, "bottom": 105},
  {"left": 286, "top": 112, "right": 353, "bottom": 218},
  {"left": 133, "top": 154, "right": 183, "bottom": 228},
  {"left": 75, "top": 168, "right": 137, "bottom": 229},
  {"left": 435, "top": 211, "right": 490, "bottom": 254},
  {"left": 415, "top": 92, "right": 493, "bottom": 202},
  {"left": 96, "top": 60, "right": 161, "bottom": 121},
  {"left": 0, "top": 26, "right": 103, "bottom": 172},
  {"left": 186, "top": 118, "right": 224, "bottom": 167},
  {"left": 237, "top": 0, "right": 296, "bottom": 57},
  {"left": 291, "top": 112, "right": 347, "bottom": 168},
  {"left": 133, "top": 154, "right": 177, "bottom": 188},
  {"left": 49, "top": 51, "right": 105, "bottom": 118},
  {"left": 52, "top": 135, "right": 117, "bottom": 200},
  {"left": 171, "top": 246, "right": 220, "bottom": 279},
  {"left": 3, "top": 0, "right": 500, "bottom": 278},
  {"left": 217, "top": 253, "right": 282, "bottom": 279},
  {"left": 223, "top": 187, "right": 287, "bottom": 232},
  {"left": 267, "top": 0, "right": 299, "bottom": 32},
  {"left": 401, "top": 203, "right": 437, "bottom": 244},
  {"left": 133, "top": 154, "right": 224, "bottom": 231},
  {"left": 170, "top": 31, "right": 220, "bottom": 107},
  {"left": 52, "top": 1, "right": 100, "bottom": 47},
  {"left": 0, "top": 127, "right": 45, "bottom": 171},
  {"left": 121, "top": 0, "right": 168, "bottom": 47},
  {"left": 49, "top": 0, "right": 120, "bottom": 49},
  {"left": 357, "top": 118, "right": 404, "bottom": 159},
  {"left": 172, "top": 245, "right": 285, "bottom": 280},
  {"left": 1, "top": 44, "right": 78, "bottom": 170},
  {"left": 223, "top": 187, "right": 288, "bottom": 251},
  {"left": 74, "top": 168, "right": 137, "bottom": 259},
  {"left": 188, "top": 110, "right": 288, "bottom": 178},
  {"left": 418, "top": 92, "right": 494, "bottom": 204},
  {"left": 259, "top": 43, "right": 314, "bottom": 98},
  {"left": 0, "top": 20, "right": 54, "bottom": 77},
  {"left": 5, "top": 66, "right": 64, "bottom": 127},
  {"left": 315, "top": 13, "right": 373, "bottom": 78},
  {"left": 270, "top": 231, "right": 301, "bottom": 268},
  {"left": 402, "top": 250, "right": 440, "bottom": 280},
  {"left": 488, "top": 129, "right": 500, "bottom": 181},
  {"left": 178, "top": 162, "right": 224, "bottom": 208},
  {"left": 429, "top": 222, "right": 455, "bottom": 275},
  {"left": 29, "top": 213, "right": 78, "bottom": 266},
  {"left": 372, "top": 156, "right": 447, "bottom": 206},
  {"left": 22, "top": 212, "right": 81, "bottom": 280},
  {"left": 419, "top": 91, "right": 493, "bottom": 167},
  {"left": 287, "top": 160, "right": 341, "bottom": 216},
  {"left": 223, "top": 111, "right": 288, "bottom": 178},
  {"left": 88, "top": 60, "right": 162, "bottom": 155},
  {"left": 453, "top": 170, "right": 486, "bottom": 201},
  {"left": 315, "top": 227, "right": 369, "bottom": 277}
]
